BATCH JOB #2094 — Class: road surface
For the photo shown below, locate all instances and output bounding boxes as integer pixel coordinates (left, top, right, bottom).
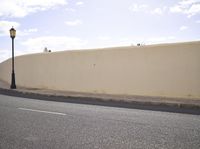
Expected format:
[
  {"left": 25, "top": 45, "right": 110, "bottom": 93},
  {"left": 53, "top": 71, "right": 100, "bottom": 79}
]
[{"left": 0, "top": 94, "right": 200, "bottom": 149}]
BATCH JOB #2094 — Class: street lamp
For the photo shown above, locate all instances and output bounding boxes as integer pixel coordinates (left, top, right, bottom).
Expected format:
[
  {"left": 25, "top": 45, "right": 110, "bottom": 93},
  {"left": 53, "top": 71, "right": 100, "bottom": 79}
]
[{"left": 10, "top": 27, "right": 16, "bottom": 89}]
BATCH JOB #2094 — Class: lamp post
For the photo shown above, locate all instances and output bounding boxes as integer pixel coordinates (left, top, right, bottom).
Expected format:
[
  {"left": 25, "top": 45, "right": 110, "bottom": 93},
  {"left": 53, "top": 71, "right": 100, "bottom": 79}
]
[{"left": 10, "top": 27, "right": 16, "bottom": 89}]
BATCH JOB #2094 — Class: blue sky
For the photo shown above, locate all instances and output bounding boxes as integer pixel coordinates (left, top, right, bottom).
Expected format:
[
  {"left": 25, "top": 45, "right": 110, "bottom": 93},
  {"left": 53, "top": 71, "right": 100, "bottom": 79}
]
[{"left": 0, "top": 0, "right": 200, "bottom": 62}]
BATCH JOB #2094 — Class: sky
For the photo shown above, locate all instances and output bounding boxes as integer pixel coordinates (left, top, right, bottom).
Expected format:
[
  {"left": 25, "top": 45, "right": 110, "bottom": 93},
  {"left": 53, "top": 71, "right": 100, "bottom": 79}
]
[{"left": 0, "top": 0, "right": 200, "bottom": 62}]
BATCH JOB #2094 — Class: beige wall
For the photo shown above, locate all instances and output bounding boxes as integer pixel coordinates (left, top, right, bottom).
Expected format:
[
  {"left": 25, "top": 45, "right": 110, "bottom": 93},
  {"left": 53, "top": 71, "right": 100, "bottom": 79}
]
[{"left": 0, "top": 41, "right": 200, "bottom": 99}]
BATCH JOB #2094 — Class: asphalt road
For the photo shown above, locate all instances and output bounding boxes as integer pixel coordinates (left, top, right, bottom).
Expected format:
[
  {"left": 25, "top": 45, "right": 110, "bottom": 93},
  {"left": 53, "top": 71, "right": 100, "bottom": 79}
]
[{"left": 0, "top": 94, "right": 200, "bottom": 149}]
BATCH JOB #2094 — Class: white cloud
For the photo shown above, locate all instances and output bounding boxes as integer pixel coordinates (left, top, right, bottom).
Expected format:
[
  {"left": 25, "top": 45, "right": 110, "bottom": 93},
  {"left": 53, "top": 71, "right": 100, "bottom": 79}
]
[
  {"left": 129, "top": 4, "right": 168, "bottom": 15},
  {"left": 187, "top": 3, "right": 200, "bottom": 16},
  {"left": 26, "top": 28, "right": 38, "bottom": 33},
  {"left": 98, "top": 36, "right": 111, "bottom": 41},
  {"left": 18, "top": 28, "right": 38, "bottom": 36},
  {"left": 65, "top": 8, "right": 76, "bottom": 12},
  {"left": 170, "top": 0, "right": 200, "bottom": 17},
  {"left": 0, "top": 21, "right": 38, "bottom": 37},
  {"left": 1, "top": 35, "right": 86, "bottom": 62},
  {"left": 151, "top": 7, "right": 167, "bottom": 15},
  {"left": 65, "top": 19, "right": 82, "bottom": 26},
  {"left": 147, "top": 36, "right": 176, "bottom": 44},
  {"left": 0, "top": 0, "right": 67, "bottom": 18},
  {"left": 129, "top": 4, "right": 149, "bottom": 12},
  {"left": 21, "top": 36, "right": 88, "bottom": 52},
  {"left": 0, "top": 21, "right": 20, "bottom": 36},
  {"left": 76, "top": 1, "right": 84, "bottom": 6},
  {"left": 0, "top": 49, "right": 11, "bottom": 62},
  {"left": 180, "top": 25, "right": 188, "bottom": 31}
]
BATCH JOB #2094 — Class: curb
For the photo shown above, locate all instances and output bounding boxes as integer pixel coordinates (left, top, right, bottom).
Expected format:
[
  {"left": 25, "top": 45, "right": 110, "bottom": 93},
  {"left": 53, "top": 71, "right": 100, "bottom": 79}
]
[{"left": 0, "top": 87, "right": 200, "bottom": 115}]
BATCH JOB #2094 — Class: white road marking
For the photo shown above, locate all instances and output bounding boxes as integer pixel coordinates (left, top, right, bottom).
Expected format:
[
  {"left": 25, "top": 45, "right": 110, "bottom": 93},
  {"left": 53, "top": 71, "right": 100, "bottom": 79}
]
[{"left": 18, "top": 108, "right": 66, "bottom": 116}]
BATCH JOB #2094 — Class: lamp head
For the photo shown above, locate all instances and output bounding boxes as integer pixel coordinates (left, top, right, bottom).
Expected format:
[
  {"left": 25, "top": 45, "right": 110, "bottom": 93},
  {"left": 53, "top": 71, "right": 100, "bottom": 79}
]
[{"left": 10, "top": 27, "right": 16, "bottom": 39}]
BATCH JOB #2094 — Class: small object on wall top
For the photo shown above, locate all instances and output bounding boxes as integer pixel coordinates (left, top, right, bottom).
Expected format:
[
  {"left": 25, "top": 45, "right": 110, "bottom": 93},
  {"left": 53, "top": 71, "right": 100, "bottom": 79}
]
[{"left": 43, "top": 47, "right": 52, "bottom": 53}]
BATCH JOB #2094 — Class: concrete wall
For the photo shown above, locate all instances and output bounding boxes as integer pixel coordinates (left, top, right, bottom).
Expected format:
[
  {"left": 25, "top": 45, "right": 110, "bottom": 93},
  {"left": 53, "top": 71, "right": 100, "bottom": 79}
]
[{"left": 0, "top": 41, "right": 200, "bottom": 99}]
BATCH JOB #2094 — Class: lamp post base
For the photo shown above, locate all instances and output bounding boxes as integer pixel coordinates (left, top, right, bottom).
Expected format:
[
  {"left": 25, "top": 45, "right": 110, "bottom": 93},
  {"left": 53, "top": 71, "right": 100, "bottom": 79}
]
[{"left": 10, "top": 72, "right": 16, "bottom": 89}]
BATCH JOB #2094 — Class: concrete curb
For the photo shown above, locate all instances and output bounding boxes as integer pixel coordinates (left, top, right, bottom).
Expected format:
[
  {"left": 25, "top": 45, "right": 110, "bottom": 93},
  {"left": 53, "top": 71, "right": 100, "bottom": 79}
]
[{"left": 0, "top": 87, "right": 200, "bottom": 115}]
